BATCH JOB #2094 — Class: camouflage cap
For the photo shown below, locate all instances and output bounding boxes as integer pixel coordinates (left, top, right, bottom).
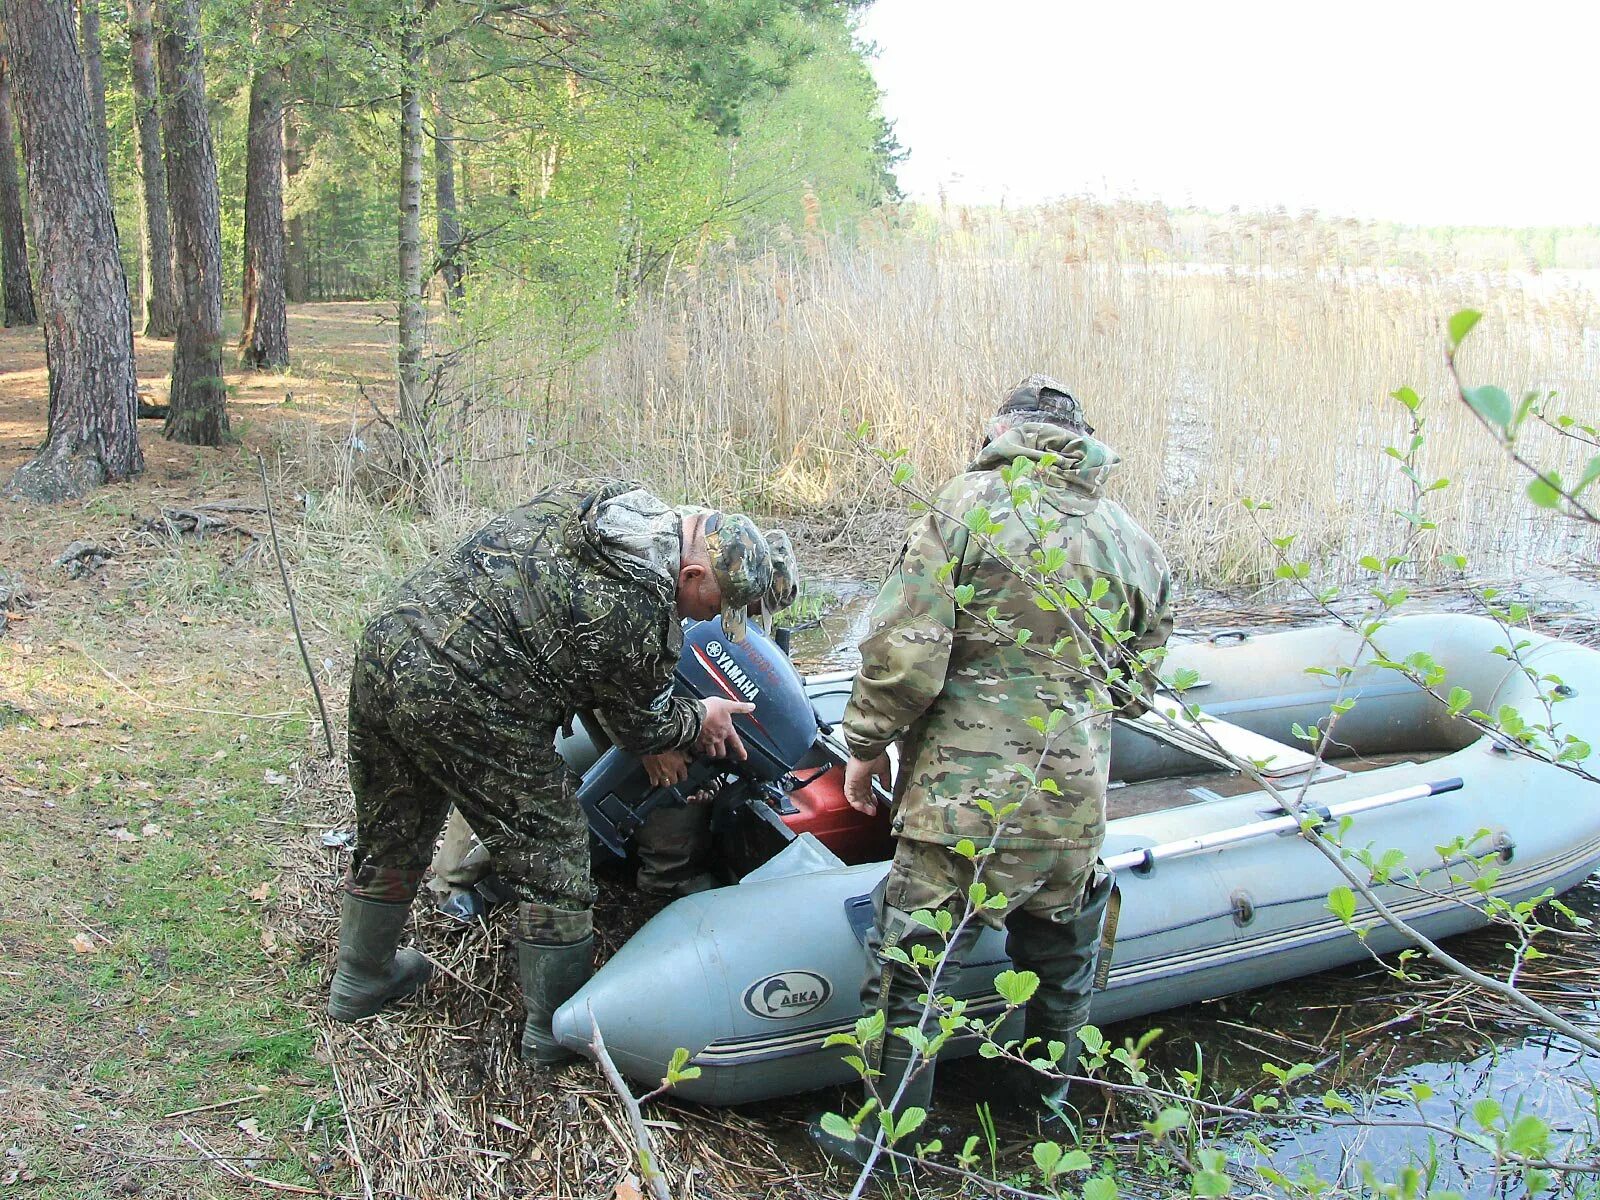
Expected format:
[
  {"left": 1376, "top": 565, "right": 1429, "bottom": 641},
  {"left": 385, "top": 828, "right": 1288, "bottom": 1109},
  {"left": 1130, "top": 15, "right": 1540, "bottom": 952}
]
[
  {"left": 997, "top": 373, "right": 1093, "bottom": 434},
  {"left": 702, "top": 512, "right": 774, "bottom": 642},
  {"left": 760, "top": 528, "right": 799, "bottom": 615}
]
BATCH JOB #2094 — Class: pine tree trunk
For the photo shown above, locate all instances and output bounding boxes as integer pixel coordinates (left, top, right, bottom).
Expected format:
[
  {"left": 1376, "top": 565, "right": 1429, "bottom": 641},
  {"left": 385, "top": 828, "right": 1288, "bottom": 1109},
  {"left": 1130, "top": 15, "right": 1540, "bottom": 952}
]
[
  {"left": 157, "top": 0, "right": 227, "bottom": 445},
  {"left": 283, "top": 102, "right": 308, "bottom": 303},
  {"left": 239, "top": 17, "right": 287, "bottom": 368},
  {"left": 0, "top": 50, "right": 38, "bottom": 327},
  {"left": 0, "top": 0, "right": 141, "bottom": 501},
  {"left": 431, "top": 87, "right": 463, "bottom": 308},
  {"left": 396, "top": 0, "right": 425, "bottom": 431},
  {"left": 127, "top": 0, "right": 177, "bottom": 337},
  {"left": 78, "top": 0, "right": 110, "bottom": 178}
]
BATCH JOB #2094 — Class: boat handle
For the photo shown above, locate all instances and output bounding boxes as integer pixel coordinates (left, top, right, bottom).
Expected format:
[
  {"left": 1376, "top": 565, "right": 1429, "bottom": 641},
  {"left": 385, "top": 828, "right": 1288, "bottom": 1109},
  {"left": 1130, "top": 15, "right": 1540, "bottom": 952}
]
[
  {"left": 1102, "top": 777, "right": 1465, "bottom": 874},
  {"left": 1208, "top": 629, "right": 1249, "bottom": 644}
]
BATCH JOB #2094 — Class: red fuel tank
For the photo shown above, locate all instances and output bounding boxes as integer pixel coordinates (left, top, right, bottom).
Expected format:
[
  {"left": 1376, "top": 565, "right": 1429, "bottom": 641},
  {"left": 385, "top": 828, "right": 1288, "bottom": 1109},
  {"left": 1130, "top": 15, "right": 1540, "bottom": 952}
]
[{"left": 780, "top": 766, "right": 893, "bottom": 865}]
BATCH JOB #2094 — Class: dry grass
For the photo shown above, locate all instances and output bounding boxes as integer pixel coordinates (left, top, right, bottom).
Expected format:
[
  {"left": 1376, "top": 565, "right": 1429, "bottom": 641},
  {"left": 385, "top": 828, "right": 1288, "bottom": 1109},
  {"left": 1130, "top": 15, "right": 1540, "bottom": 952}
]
[{"left": 427, "top": 200, "right": 1600, "bottom": 586}]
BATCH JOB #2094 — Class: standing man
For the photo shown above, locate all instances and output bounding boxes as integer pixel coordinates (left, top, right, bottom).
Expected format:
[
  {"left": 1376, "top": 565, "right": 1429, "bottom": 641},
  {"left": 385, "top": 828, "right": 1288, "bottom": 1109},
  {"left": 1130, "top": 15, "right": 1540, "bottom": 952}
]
[
  {"left": 815, "top": 376, "right": 1173, "bottom": 1164},
  {"left": 327, "top": 479, "right": 774, "bottom": 1068}
]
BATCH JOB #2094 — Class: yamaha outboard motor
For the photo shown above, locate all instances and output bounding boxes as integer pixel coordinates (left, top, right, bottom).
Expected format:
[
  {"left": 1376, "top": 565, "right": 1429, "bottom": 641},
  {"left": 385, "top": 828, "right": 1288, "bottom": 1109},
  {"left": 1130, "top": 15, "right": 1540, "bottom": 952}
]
[{"left": 577, "top": 618, "right": 821, "bottom": 856}]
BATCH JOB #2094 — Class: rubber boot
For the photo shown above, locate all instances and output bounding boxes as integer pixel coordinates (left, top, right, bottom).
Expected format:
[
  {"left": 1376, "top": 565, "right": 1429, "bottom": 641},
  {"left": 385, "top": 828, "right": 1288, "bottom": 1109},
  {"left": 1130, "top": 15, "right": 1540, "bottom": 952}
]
[
  {"left": 327, "top": 893, "right": 435, "bottom": 1022},
  {"left": 1003, "top": 870, "right": 1113, "bottom": 1112},
  {"left": 811, "top": 1040, "right": 934, "bottom": 1174},
  {"left": 516, "top": 935, "right": 595, "bottom": 1065},
  {"left": 811, "top": 905, "right": 958, "bottom": 1174}
]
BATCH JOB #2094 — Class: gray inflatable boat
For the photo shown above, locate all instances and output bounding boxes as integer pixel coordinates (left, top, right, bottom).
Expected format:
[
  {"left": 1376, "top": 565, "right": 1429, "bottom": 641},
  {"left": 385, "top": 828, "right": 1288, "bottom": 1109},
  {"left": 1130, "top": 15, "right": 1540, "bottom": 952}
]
[{"left": 554, "top": 614, "right": 1600, "bottom": 1104}]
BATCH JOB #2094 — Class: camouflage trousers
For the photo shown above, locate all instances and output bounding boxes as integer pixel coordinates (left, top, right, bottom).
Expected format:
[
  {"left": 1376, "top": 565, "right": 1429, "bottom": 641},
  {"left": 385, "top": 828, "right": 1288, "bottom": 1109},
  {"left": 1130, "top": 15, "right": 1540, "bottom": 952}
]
[
  {"left": 861, "top": 836, "right": 1106, "bottom": 1065},
  {"left": 345, "top": 618, "right": 594, "bottom": 942}
]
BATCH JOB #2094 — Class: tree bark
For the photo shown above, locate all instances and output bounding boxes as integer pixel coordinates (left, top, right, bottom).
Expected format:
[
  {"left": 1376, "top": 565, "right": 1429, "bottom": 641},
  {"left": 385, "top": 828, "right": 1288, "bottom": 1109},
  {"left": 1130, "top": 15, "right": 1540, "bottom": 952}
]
[
  {"left": 0, "top": 49, "right": 38, "bottom": 327},
  {"left": 239, "top": 14, "right": 287, "bottom": 368},
  {"left": 396, "top": 0, "right": 425, "bottom": 430},
  {"left": 157, "top": 0, "right": 228, "bottom": 445},
  {"left": 78, "top": 0, "right": 109, "bottom": 177},
  {"left": 431, "top": 86, "right": 463, "bottom": 308},
  {"left": 0, "top": 0, "right": 141, "bottom": 501},
  {"left": 127, "top": 0, "right": 178, "bottom": 337},
  {"left": 283, "top": 101, "right": 308, "bottom": 303}
]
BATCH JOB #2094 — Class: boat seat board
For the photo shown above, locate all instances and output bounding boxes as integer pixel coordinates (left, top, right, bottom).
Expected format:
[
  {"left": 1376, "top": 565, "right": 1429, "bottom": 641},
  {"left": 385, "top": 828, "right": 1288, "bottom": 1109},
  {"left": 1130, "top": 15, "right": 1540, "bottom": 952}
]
[{"left": 1119, "top": 698, "right": 1340, "bottom": 782}]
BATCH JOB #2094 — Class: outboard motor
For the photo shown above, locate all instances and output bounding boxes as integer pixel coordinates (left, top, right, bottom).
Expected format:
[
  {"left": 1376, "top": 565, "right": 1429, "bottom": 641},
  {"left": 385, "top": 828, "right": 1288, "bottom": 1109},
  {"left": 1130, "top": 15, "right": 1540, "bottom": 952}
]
[{"left": 577, "top": 617, "right": 821, "bottom": 856}]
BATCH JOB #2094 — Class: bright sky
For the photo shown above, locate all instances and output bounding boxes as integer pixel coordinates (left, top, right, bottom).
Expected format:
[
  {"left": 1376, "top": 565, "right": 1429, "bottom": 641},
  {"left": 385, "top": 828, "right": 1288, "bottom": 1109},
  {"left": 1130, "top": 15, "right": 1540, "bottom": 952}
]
[{"left": 856, "top": 0, "right": 1600, "bottom": 227}]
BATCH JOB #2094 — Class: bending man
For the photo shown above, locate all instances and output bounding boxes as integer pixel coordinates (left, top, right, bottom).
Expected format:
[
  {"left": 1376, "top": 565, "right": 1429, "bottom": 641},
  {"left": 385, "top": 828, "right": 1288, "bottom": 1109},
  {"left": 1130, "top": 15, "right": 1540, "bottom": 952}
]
[{"left": 327, "top": 479, "right": 773, "bottom": 1066}]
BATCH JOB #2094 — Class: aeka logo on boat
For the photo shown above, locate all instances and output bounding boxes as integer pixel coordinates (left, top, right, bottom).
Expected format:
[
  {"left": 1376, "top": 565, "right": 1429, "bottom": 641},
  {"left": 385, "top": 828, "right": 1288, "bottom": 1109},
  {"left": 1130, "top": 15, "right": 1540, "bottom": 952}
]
[
  {"left": 703, "top": 641, "right": 761, "bottom": 703},
  {"left": 741, "top": 970, "right": 832, "bottom": 1020}
]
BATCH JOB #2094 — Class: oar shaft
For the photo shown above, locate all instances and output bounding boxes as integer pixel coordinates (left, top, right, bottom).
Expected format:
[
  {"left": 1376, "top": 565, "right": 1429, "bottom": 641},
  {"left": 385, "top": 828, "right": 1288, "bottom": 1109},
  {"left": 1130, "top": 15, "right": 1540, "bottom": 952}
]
[{"left": 1103, "top": 777, "right": 1464, "bottom": 873}]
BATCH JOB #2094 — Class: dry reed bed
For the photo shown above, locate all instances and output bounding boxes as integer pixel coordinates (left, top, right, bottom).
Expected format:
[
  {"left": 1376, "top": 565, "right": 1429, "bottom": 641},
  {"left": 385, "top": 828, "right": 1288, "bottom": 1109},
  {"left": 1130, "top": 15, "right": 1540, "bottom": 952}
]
[{"left": 439, "top": 203, "right": 1599, "bottom": 587}]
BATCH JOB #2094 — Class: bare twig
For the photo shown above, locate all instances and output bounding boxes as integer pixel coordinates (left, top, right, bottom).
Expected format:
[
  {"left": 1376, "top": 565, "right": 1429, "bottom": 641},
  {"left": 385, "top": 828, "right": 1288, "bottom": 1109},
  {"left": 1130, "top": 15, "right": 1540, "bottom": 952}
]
[
  {"left": 178, "top": 1129, "right": 324, "bottom": 1195},
  {"left": 258, "top": 453, "right": 337, "bottom": 757},
  {"left": 324, "top": 1031, "right": 375, "bottom": 1200}
]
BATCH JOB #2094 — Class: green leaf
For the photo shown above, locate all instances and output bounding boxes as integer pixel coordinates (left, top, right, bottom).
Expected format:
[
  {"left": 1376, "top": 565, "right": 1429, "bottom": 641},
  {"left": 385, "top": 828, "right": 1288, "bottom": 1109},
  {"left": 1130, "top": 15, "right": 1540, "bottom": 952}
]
[
  {"left": 1504, "top": 1113, "right": 1551, "bottom": 1156},
  {"left": 1471, "top": 1097, "right": 1503, "bottom": 1129},
  {"left": 1146, "top": 1106, "right": 1188, "bottom": 1139},
  {"left": 1447, "top": 686, "right": 1472, "bottom": 715},
  {"left": 1082, "top": 1177, "right": 1119, "bottom": 1200},
  {"left": 818, "top": 1112, "right": 856, "bottom": 1142},
  {"left": 1448, "top": 309, "right": 1482, "bottom": 348},
  {"left": 993, "top": 969, "right": 1040, "bottom": 1006},
  {"left": 1321, "top": 1090, "right": 1354, "bottom": 1114},
  {"left": 1391, "top": 386, "right": 1422, "bottom": 412},
  {"left": 1032, "top": 1140, "right": 1063, "bottom": 1178},
  {"left": 1327, "top": 886, "right": 1357, "bottom": 924},
  {"left": 1526, "top": 475, "right": 1562, "bottom": 508},
  {"left": 1463, "top": 385, "right": 1512, "bottom": 428},
  {"left": 888, "top": 1106, "right": 925, "bottom": 1142}
]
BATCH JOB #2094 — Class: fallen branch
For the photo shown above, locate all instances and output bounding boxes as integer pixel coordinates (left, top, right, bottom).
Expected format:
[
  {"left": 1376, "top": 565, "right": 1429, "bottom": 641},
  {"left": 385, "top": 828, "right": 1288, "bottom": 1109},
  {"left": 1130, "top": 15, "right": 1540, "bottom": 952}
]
[{"left": 589, "top": 1007, "right": 672, "bottom": 1200}]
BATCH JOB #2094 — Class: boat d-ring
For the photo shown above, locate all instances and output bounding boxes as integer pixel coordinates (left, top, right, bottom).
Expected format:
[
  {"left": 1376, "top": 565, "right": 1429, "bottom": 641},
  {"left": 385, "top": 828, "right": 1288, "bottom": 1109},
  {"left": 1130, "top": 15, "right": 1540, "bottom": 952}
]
[
  {"left": 1209, "top": 629, "right": 1249, "bottom": 645},
  {"left": 1231, "top": 890, "right": 1256, "bottom": 927},
  {"left": 1493, "top": 833, "right": 1516, "bottom": 863}
]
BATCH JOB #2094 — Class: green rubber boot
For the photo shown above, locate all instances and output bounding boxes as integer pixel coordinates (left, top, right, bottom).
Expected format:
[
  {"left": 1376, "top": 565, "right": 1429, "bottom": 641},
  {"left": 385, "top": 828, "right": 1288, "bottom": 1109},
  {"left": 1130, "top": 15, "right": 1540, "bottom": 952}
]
[
  {"left": 327, "top": 893, "right": 435, "bottom": 1022},
  {"left": 516, "top": 935, "right": 595, "bottom": 1065}
]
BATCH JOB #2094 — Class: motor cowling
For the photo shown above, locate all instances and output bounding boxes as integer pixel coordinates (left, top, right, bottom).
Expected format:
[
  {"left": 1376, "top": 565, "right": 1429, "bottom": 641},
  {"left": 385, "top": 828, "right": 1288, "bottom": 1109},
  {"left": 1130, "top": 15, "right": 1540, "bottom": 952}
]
[
  {"left": 576, "top": 617, "right": 821, "bottom": 856},
  {"left": 674, "top": 619, "right": 819, "bottom": 782}
]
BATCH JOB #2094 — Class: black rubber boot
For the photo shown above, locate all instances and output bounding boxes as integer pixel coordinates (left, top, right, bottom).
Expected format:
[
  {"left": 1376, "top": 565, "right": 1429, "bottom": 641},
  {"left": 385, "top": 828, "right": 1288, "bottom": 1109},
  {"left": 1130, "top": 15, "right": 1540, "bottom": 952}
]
[
  {"left": 327, "top": 893, "right": 435, "bottom": 1022},
  {"left": 516, "top": 935, "right": 595, "bottom": 1065},
  {"left": 810, "top": 1040, "right": 935, "bottom": 1174},
  {"left": 1002, "top": 871, "right": 1113, "bottom": 1112},
  {"left": 811, "top": 905, "right": 953, "bottom": 1175}
]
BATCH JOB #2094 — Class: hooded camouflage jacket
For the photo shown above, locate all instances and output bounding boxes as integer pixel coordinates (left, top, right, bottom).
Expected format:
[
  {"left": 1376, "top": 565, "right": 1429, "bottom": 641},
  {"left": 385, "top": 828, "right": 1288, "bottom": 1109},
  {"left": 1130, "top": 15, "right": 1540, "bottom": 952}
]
[
  {"left": 366, "top": 478, "right": 702, "bottom": 755},
  {"left": 842, "top": 424, "right": 1173, "bottom": 850}
]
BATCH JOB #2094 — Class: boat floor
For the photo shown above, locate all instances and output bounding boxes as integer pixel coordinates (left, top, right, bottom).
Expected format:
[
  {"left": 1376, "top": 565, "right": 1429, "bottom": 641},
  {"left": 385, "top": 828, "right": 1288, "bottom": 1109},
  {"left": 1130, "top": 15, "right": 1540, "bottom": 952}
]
[{"left": 1107, "top": 750, "right": 1451, "bottom": 821}]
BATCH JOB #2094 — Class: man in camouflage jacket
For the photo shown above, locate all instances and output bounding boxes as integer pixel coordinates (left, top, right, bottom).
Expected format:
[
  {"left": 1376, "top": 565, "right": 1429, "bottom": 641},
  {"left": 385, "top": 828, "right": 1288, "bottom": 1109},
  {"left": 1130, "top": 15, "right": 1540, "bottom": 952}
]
[
  {"left": 815, "top": 376, "right": 1172, "bottom": 1163},
  {"left": 327, "top": 478, "right": 775, "bottom": 1067}
]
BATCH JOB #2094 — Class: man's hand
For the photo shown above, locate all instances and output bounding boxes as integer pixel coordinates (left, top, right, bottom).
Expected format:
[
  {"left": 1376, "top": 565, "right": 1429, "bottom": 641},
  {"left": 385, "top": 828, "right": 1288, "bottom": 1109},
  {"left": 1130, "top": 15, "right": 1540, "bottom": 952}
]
[
  {"left": 697, "top": 698, "right": 754, "bottom": 761},
  {"left": 844, "top": 752, "right": 891, "bottom": 815},
  {"left": 641, "top": 749, "right": 690, "bottom": 789}
]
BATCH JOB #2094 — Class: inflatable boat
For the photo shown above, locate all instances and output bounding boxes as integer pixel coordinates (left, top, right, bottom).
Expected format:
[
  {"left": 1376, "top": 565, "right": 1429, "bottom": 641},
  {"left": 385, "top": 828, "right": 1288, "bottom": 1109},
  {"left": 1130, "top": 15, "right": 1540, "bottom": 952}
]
[{"left": 553, "top": 614, "right": 1600, "bottom": 1105}]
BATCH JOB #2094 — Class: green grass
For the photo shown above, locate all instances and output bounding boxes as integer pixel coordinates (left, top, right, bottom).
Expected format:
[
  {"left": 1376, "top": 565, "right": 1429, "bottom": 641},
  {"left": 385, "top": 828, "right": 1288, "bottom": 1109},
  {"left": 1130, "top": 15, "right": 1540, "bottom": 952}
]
[{"left": 0, "top": 638, "right": 345, "bottom": 1198}]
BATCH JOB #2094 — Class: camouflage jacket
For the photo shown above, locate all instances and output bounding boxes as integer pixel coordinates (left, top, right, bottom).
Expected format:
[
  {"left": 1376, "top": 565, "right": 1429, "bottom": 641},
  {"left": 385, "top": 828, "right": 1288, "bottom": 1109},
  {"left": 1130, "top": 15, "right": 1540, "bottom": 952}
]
[
  {"left": 365, "top": 478, "right": 702, "bottom": 755},
  {"left": 842, "top": 424, "right": 1173, "bottom": 850}
]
